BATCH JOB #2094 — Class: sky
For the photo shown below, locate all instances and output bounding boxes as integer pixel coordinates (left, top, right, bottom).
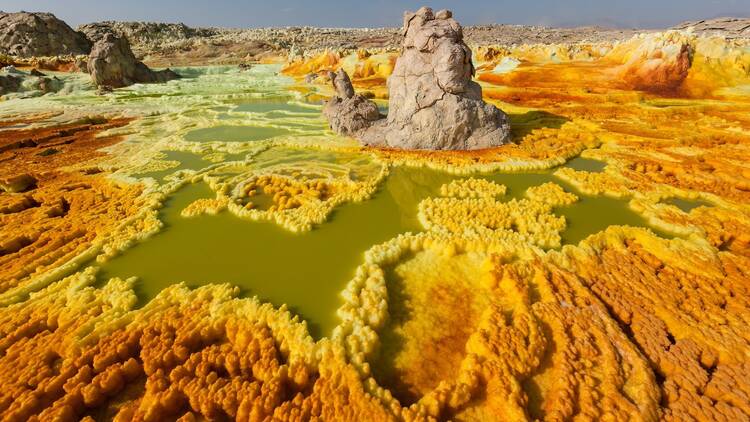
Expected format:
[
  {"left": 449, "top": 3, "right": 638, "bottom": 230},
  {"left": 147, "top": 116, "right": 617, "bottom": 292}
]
[{"left": 3, "top": 0, "right": 749, "bottom": 29}]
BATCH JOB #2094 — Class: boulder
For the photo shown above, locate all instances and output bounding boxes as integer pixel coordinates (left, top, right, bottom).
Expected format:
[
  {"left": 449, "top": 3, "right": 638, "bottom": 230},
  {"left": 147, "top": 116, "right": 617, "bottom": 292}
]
[
  {"left": 87, "top": 33, "right": 180, "bottom": 88},
  {"left": 322, "top": 7, "right": 510, "bottom": 150},
  {"left": 0, "top": 12, "right": 91, "bottom": 57},
  {"left": 322, "top": 69, "right": 381, "bottom": 136}
]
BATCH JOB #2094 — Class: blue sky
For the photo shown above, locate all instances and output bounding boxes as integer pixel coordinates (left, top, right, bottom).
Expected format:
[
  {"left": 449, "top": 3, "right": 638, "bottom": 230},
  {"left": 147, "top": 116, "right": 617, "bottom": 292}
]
[{"left": 4, "top": 0, "right": 749, "bottom": 28}]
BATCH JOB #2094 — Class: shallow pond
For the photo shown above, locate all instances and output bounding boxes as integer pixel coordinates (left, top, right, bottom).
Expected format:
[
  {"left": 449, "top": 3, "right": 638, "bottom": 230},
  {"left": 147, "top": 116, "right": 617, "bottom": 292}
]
[
  {"left": 98, "top": 158, "right": 668, "bottom": 338},
  {"left": 233, "top": 100, "right": 320, "bottom": 115},
  {"left": 98, "top": 166, "right": 439, "bottom": 337}
]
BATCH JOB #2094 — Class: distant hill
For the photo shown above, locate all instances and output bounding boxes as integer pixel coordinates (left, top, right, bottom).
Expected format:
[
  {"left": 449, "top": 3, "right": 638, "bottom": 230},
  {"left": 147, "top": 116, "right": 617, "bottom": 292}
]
[{"left": 672, "top": 17, "right": 750, "bottom": 38}]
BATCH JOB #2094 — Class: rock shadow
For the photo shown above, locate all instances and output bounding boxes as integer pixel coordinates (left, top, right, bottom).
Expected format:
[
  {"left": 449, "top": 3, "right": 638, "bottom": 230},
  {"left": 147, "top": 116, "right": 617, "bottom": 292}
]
[
  {"left": 370, "top": 256, "right": 419, "bottom": 405},
  {"left": 507, "top": 110, "right": 570, "bottom": 141},
  {"left": 370, "top": 250, "right": 490, "bottom": 407}
]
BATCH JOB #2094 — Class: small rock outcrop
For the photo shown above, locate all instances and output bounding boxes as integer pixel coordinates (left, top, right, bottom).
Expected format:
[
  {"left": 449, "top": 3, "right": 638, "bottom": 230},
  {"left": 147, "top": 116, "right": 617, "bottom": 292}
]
[
  {"left": 0, "top": 12, "right": 91, "bottom": 57},
  {"left": 87, "top": 33, "right": 180, "bottom": 88},
  {"left": 0, "top": 66, "right": 63, "bottom": 97},
  {"left": 322, "top": 68, "right": 381, "bottom": 135},
  {"left": 323, "top": 7, "right": 511, "bottom": 150}
]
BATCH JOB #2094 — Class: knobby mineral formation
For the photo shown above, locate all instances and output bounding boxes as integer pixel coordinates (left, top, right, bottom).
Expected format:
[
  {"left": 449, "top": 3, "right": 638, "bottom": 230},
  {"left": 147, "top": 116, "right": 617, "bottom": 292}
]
[
  {"left": 323, "top": 7, "right": 511, "bottom": 150},
  {"left": 87, "top": 33, "right": 180, "bottom": 88}
]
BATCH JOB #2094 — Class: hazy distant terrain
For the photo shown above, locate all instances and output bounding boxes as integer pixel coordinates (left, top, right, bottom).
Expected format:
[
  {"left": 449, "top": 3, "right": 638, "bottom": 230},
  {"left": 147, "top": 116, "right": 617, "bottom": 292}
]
[{"left": 74, "top": 17, "right": 749, "bottom": 66}]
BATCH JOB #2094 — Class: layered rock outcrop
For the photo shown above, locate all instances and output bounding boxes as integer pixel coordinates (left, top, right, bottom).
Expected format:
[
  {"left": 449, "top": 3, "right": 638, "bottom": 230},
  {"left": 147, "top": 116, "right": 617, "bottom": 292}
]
[
  {"left": 87, "top": 33, "right": 180, "bottom": 88},
  {"left": 0, "top": 12, "right": 91, "bottom": 57},
  {"left": 323, "top": 7, "right": 511, "bottom": 150}
]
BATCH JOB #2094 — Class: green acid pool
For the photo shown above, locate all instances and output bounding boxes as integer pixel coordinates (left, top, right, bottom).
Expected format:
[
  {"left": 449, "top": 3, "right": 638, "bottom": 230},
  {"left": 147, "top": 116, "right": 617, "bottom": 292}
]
[
  {"left": 98, "top": 166, "right": 438, "bottom": 337},
  {"left": 233, "top": 99, "right": 320, "bottom": 115},
  {"left": 97, "top": 157, "right": 668, "bottom": 338}
]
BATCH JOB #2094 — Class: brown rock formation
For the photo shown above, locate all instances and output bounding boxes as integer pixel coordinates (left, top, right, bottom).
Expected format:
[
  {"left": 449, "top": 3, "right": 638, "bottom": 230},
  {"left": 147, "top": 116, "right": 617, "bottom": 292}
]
[
  {"left": 323, "top": 7, "right": 511, "bottom": 150},
  {"left": 87, "top": 33, "right": 180, "bottom": 88},
  {"left": 322, "top": 68, "right": 381, "bottom": 135},
  {"left": 0, "top": 12, "right": 91, "bottom": 57}
]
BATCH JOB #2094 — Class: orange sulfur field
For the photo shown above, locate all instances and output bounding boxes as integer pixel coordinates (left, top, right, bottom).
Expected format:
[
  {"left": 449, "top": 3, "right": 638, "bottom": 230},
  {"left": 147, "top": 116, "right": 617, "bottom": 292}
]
[{"left": 1, "top": 29, "right": 750, "bottom": 421}]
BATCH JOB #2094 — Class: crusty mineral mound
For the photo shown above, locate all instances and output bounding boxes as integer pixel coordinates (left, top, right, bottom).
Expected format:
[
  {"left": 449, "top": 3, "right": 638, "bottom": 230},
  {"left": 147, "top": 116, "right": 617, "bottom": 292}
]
[
  {"left": 322, "top": 68, "right": 381, "bottom": 135},
  {"left": 0, "top": 12, "right": 91, "bottom": 57},
  {"left": 614, "top": 32, "right": 693, "bottom": 92},
  {"left": 87, "top": 33, "right": 180, "bottom": 88},
  {"left": 323, "top": 7, "right": 511, "bottom": 150}
]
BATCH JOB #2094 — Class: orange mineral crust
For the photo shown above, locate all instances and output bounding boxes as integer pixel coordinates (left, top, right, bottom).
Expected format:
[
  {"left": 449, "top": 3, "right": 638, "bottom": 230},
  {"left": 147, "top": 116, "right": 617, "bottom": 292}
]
[
  {"left": 0, "top": 117, "right": 143, "bottom": 295},
  {"left": 0, "top": 278, "right": 395, "bottom": 421},
  {"left": 283, "top": 49, "right": 396, "bottom": 98},
  {"left": 559, "top": 231, "right": 750, "bottom": 420}
]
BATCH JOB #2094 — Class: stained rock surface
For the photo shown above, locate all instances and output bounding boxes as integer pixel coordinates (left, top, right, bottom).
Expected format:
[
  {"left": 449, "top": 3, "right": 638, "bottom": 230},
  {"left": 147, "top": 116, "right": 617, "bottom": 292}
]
[
  {"left": 324, "top": 7, "right": 511, "bottom": 150},
  {"left": 0, "top": 12, "right": 91, "bottom": 57},
  {"left": 87, "top": 33, "right": 180, "bottom": 88}
]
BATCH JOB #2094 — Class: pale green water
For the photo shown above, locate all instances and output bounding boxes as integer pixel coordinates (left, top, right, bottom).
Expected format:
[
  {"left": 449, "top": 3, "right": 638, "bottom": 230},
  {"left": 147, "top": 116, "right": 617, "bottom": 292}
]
[
  {"left": 483, "top": 171, "right": 665, "bottom": 244},
  {"left": 234, "top": 100, "right": 319, "bottom": 115},
  {"left": 185, "top": 125, "right": 292, "bottom": 142},
  {"left": 555, "top": 189, "right": 660, "bottom": 244},
  {"left": 249, "top": 147, "right": 383, "bottom": 181}
]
